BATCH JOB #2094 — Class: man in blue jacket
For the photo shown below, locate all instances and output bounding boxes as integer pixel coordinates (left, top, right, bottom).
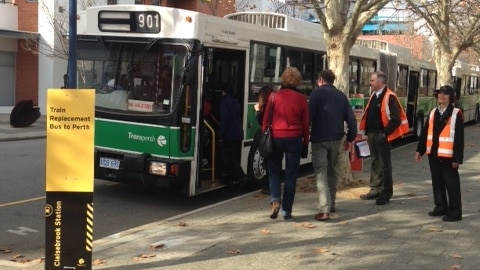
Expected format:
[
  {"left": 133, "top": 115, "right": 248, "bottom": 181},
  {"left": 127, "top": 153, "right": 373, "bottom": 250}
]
[
  {"left": 309, "top": 70, "right": 357, "bottom": 221},
  {"left": 218, "top": 84, "right": 245, "bottom": 186}
]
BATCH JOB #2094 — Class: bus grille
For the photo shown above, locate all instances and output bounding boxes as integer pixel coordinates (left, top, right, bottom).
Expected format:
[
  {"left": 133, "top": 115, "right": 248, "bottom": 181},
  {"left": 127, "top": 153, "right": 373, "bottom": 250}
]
[{"left": 224, "top": 12, "right": 286, "bottom": 29}]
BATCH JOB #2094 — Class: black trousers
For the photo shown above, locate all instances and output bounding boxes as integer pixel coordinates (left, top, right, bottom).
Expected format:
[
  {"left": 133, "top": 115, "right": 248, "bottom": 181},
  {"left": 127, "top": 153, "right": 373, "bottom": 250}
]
[
  {"left": 428, "top": 157, "right": 462, "bottom": 218},
  {"left": 367, "top": 131, "right": 393, "bottom": 198},
  {"left": 219, "top": 140, "right": 244, "bottom": 184}
]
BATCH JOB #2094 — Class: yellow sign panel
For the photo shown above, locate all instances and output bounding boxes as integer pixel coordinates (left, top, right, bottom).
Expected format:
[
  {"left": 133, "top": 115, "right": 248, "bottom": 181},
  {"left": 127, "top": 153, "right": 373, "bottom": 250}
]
[{"left": 46, "top": 89, "right": 95, "bottom": 192}]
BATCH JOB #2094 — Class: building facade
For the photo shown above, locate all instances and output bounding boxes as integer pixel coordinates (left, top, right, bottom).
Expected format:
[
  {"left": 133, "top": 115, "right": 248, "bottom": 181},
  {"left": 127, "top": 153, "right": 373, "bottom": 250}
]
[{"left": 0, "top": 0, "right": 38, "bottom": 114}]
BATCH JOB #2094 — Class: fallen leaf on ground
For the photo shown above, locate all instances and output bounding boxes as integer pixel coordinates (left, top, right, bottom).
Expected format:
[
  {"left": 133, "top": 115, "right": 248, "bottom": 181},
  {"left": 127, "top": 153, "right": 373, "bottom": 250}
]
[
  {"left": 33, "top": 257, "right": 45, "bottom": 264},
  {"left": 339, "top": 221, "right": 349, "bottom": 225},
  {"left": 261, "top": 229, "right": 271, "bottom": 234},
  {"left": 254, "top": 193, "right": 268, "bottom": 198},
  {"left": 0, "top": 249, "right": 11, "bottom": 254},
  {"left": 178, "top": 221, "right": 187, "bottom": 227},
  {"left": 314, "top": 247, "right": 329, "bottom": 254},
  {"left": 301, "top": 223, "right": 315, "bottom": 228},
  {"left": 428, "top": 227, "right": 443, "bottom": 232},
  {"left": 151, "top": 243, "right": 165, "bottom": 251},
  {"left": 92, "top": 258, "right": 106, "bottom": 265},
  {"left": 451, "top": 254, "right": 463, "bottom": 259},
  {"left": 9, "top": 254, "right": 30, "bottom": 263},
  {"left": 295, "top": 222, "right": 315, "bottom": 229},
  {"left": 227, "top": 249, "right": 241, "bottom": 255},
  {"left": 444, "top": 265, "right": 462, "bottom": 269},
  {"left": 132, "top": 254, "right": 156, "bottom": 261}
]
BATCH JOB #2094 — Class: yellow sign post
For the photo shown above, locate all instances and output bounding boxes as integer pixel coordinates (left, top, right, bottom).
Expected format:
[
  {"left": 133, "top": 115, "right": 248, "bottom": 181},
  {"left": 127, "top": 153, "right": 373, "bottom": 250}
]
[{"left": 45, "top": 89, "right": 95, "bottom": 269}]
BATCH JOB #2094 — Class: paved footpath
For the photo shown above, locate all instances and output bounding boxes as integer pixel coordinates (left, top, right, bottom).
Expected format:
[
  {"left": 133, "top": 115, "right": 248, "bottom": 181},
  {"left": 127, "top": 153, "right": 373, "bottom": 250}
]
[
  {"left": 0, "top": 115, "right": 46, "bottom": 142},
  {"left": 2, "top": 116, "right": 479, "bottom": 269}
]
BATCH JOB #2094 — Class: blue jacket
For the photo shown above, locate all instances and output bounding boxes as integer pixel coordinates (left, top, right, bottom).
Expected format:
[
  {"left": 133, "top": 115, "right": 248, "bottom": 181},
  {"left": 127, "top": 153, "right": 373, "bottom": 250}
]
[
  {"left": 219, "top": 94, "right": 244, "bottom": 142},
  {"left": 309, "top": 84, "right": 357, "bottom": 143}
]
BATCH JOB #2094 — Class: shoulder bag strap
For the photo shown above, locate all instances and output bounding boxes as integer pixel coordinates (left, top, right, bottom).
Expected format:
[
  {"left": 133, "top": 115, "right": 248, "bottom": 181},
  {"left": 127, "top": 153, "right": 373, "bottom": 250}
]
[{"left": 268, "top": 93, "right": 275, "bottom": 126}]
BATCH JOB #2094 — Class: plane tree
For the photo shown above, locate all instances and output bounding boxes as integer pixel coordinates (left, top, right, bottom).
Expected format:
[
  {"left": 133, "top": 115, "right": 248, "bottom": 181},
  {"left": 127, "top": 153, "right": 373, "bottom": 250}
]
[
  {"left": 305, "top": 0, "right": 392, "bottom": 186},
  {"left": 308, "top": 0, "right": 392, "bottom": 91},
  {"left": 400, "top": 0, "right": 480, "bottom": 85}
]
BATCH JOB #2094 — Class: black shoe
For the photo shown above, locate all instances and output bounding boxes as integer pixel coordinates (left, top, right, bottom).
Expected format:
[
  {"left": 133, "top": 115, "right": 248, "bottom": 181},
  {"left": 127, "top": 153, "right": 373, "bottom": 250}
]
[
  {"left": 360, "top": 193, "right": 379, "bottom": 200},
  {"left": 376, "top": 197, "right": 390, "bottom": 205},
  {"left": 428, "top": 210, "right": 447, "bottom": 217},
  {"left": 270, "top": 202, "right": 281, "bottom": 219},
  {"left": 442, "top": 215, "right": 462, "bottom": 222}
]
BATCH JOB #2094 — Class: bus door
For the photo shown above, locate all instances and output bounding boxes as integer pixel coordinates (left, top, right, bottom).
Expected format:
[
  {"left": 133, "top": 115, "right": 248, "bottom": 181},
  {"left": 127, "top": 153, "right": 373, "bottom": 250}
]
[
  {"left": 407, "top": 71, "right": 419, "bottom": 130},
  {"left": 452, "top": 77, "right": 462, "bottom": 101},
  {"left": 197, "top": 47, "right": 246, "bottom": 193}
]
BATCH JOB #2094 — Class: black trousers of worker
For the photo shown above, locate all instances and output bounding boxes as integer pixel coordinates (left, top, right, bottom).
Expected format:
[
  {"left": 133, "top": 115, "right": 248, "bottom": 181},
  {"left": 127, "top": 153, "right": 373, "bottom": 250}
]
[
  {"left": 219, "top": 140, "right": 245, "bottom": 184},
  {"left": 428, "top": 156, "right": 462, "bottom": 218},
  {"left": 367, "top": 131, "right": 393, "bottom": 199}
]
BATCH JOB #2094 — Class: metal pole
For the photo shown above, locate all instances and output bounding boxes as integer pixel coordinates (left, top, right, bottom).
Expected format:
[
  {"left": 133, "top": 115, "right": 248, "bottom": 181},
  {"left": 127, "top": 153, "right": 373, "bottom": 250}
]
[{"left": 67, "top": 0, "right": 77, "bottom": 88}]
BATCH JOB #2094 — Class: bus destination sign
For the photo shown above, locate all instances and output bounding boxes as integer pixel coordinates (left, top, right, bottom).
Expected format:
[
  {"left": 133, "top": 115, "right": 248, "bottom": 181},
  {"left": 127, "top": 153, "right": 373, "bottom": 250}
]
[{"left": 98, "top": 11, "right": 160, "bottom": 33}]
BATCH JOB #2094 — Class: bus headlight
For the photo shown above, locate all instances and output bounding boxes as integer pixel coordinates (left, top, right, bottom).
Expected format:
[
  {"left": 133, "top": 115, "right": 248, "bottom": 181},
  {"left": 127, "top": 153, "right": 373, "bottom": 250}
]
[{"left": 149, "top": 161, "right": 167, "bottom": 176}]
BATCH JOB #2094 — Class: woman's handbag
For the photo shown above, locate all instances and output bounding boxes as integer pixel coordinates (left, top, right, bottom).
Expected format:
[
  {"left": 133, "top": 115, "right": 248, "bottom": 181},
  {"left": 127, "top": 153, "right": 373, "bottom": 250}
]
[{"left": 258, "top": 94, "right": 275, "bottom": 158}]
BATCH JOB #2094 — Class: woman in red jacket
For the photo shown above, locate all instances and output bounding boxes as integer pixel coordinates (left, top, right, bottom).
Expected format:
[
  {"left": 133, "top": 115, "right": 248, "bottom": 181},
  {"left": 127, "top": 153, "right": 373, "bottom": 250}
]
[{"left": 262, "top": 67, "right": 310, "bottom": 220}]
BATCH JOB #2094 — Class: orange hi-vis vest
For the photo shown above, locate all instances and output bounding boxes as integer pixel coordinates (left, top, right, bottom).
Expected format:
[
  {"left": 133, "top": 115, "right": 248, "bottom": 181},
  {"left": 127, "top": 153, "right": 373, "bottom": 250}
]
[
  {"left": 426, "top": 107, "right": 460, "bottom": 158},
  {"left": 359, "top": 88, "right": 409, "bottom": 142}
]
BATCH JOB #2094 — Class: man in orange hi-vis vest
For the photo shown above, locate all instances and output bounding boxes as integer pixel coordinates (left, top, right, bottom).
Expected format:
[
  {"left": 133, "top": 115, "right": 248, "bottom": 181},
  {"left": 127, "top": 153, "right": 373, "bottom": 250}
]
[
  {"left": 415, "top": 85, "right": 464, "bottom": 222},
  {"left": 359, "top": 71, "right": 409, "bottom": 205}
]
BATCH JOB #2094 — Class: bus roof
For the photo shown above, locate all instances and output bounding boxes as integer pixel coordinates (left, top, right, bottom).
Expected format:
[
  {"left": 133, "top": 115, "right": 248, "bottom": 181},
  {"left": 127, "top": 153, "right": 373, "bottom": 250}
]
[{"left": 77, "top": 5, "right": 381, "bottom": 61}]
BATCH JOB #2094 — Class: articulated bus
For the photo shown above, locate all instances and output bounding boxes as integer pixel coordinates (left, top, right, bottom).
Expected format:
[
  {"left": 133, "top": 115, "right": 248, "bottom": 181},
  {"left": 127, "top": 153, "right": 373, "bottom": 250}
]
[
  {"left": 452, "top": 60, "right": 480, "bottom": 123},
  {"left": 76, "top": 5, "right": 480, "bottom": 196}
]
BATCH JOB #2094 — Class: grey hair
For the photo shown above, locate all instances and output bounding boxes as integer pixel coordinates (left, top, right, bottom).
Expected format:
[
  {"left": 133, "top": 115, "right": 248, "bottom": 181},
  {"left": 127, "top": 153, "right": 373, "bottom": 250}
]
[{"left": 374, "top": 71, "right": 387, "bottom": 84}]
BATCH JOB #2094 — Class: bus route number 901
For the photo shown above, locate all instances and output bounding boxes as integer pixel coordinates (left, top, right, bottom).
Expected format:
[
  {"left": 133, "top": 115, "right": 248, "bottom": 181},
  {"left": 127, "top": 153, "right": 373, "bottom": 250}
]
[{"left": 135, "top": 12, "right": 160, "bottom": 33}]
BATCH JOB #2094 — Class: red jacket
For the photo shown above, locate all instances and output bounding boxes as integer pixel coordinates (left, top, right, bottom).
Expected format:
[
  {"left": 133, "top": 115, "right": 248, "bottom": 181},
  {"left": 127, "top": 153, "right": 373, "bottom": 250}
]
[{"left": 262, "top": 88, "right": 310, "bottom": 145}]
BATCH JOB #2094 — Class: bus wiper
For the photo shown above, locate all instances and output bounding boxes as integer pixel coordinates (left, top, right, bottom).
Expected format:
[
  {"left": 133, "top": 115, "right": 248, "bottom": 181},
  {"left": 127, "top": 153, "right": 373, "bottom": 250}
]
[{"left": 113, "top": 46, "right": 124, "bottom": 90}]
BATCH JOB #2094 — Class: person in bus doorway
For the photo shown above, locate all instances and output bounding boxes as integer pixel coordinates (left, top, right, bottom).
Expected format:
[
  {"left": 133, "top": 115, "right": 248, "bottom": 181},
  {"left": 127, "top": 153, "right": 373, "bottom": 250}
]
[
  {"left": 218, "top": 84, "right": 246, "bottom": 186},
  {"left": 201, "top": 96, "right": 213, "bottom": 168},
  {"left": 415, "top": 85, "right": 464, "bottom": 222},
  {"left": 309, "top": 70, "right": 357, "bottom": 221},
  {"left": 359, "top": 71, "right": 409, "bottom": 205},
  {"left": 254, "top": 85, "right": 275, "bottom": 195},
  {"left": 262, "top": 67, "right": 309, "bottom": 220}
]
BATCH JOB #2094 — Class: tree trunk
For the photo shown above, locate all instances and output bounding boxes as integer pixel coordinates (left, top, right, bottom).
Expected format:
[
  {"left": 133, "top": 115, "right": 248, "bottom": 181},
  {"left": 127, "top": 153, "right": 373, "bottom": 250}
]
[
  {"left": 326, "top": 37, "right": 355, "bottom": 187},
  {"left": 434, "top": 39, "right": 454, "bottom": 86}
]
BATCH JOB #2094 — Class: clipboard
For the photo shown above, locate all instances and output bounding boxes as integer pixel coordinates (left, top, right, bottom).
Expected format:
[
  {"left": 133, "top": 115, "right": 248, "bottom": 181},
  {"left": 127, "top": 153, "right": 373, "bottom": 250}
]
[{"left": 354, "top": 139, "right": 370, "bottom": 158}]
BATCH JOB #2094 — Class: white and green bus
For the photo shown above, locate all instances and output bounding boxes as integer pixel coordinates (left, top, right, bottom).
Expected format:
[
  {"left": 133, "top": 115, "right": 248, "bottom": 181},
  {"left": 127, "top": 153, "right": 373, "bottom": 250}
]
[
  {"left": 76, "top": 5, "right": 479, "bottom": 196},
  {"left": 452, "top": 60, "right": 480, "bottom": 123}
]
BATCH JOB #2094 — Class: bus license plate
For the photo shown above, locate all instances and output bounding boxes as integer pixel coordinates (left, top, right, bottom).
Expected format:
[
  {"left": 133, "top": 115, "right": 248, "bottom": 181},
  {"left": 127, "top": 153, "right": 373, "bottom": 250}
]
[{"left": 99, "top": 157, "right": 120, "bottom": 170}]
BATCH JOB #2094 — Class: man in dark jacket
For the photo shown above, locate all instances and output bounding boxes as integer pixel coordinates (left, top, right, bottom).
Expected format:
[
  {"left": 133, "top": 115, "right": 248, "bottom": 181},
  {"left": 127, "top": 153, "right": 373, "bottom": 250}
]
[
  {"left": 309, "top": 69, "right": 357, "bottom": 221},
  {"left": 218, "top": 84, "right": 245, "bottom": 185}
]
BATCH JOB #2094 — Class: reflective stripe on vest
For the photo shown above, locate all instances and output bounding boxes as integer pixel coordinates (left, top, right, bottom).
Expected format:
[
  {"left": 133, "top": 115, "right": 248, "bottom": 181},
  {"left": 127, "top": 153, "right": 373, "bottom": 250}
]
[
  {"left": 426, "top": 108, "right": 459, "bottom": 158},
  {"left": 359, "top": 88, "right": 409, "bottom": 142}
]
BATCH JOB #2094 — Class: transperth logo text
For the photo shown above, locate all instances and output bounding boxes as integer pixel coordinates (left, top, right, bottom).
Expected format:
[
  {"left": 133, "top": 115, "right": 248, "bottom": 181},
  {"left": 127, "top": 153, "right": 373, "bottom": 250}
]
[{"left": 127, "top": 132, "right": 156, "bottom": 142}]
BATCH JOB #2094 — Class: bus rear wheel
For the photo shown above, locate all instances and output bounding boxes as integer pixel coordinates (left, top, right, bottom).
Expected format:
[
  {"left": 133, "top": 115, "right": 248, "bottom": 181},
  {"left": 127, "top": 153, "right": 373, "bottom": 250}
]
[
  {"left": 475, "top": 105, "right": 480, "bottom": 124},
  {"left": 415, "top": 113, "right": 424, "bottom": 139}
]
